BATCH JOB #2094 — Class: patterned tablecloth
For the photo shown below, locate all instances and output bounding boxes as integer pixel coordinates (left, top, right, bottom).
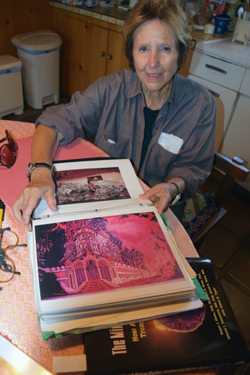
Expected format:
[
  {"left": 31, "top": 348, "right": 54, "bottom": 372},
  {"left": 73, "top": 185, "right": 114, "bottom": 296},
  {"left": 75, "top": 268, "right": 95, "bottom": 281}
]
[{"left": 0, "top": 120, "right": 210, "bottom": 375}]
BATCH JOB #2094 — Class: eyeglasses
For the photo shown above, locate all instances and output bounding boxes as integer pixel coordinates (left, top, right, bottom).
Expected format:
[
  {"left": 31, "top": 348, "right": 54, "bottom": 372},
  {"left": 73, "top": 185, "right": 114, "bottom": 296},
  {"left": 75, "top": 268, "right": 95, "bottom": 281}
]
[
  {"left": 0, "top": 130, "right": 18, "bottom": 168},
  {"left": 0, "top": 228, "right": 27, "bottom": 288}
]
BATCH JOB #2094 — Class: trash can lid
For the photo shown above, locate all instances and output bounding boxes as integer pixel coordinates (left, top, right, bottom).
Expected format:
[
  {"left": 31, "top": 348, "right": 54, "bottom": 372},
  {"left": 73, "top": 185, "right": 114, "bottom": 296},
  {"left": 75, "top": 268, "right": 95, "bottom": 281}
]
[
  {"left": 11, "top": 30, "right": 62, "bottom": 52},
  {"left": 0, "top": 55, "right": 22, "bottom": 70}
]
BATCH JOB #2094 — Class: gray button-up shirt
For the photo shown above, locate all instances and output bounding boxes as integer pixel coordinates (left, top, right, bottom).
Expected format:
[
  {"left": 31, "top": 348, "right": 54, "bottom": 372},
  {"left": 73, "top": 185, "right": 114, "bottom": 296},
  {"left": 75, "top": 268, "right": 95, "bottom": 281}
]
[{"left": 36, "top": 69, "right": 216, "bottom": 199}]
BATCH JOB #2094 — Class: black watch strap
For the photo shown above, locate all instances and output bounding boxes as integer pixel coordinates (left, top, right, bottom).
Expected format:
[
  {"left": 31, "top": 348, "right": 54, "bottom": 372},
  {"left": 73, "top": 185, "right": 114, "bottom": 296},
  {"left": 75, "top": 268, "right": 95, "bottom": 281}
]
[{"left": 27, "top": 162, "right": 55, "bottom": 181}]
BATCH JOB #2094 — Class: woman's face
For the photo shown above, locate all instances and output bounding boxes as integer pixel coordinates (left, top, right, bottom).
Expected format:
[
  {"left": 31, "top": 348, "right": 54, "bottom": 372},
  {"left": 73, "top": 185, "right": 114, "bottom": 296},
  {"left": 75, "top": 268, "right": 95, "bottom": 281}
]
[{"left": 133, "top": 19, "right": 179, "bottom": 94}]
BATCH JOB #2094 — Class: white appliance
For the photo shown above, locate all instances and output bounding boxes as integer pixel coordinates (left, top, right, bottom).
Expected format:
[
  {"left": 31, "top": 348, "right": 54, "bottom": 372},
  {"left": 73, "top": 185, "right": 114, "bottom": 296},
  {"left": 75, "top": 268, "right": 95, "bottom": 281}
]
[
  {"left": 188, "top": 37, "right": 250, "bottom": 191},
  {"left": 0, "top": 55, "right": 24, "bottom": 118}
]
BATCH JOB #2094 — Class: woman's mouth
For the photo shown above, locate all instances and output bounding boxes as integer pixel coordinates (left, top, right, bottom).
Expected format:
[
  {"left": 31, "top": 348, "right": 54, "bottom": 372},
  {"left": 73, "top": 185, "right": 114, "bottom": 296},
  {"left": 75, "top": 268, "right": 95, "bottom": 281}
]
[{"left": 146, "top": 73, "right": 163, "bottom": 79}]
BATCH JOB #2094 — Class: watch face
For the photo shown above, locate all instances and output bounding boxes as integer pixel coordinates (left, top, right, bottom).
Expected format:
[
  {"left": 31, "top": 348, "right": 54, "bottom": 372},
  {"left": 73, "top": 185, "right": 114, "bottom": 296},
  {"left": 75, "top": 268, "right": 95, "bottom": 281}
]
[
  {"left": 171, "top": 194, "right": 181, "bottom": 206},
  {"left": 26, "top": 163, "right": 55, "bottom": 179},
  {"left": 27, "top": 163, "right": 34, "bottom": 173}
]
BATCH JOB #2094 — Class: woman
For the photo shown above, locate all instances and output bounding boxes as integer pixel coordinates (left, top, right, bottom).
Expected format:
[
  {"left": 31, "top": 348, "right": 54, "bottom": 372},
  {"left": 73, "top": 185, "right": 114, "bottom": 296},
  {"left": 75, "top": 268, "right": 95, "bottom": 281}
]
[{"left": 12, "top": 0, "right": 216, "bottom": 226}]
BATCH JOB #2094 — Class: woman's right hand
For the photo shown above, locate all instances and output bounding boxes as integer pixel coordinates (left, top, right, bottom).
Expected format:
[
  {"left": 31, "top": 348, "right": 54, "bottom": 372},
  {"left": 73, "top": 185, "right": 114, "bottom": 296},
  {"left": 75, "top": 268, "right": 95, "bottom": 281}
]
[
  {"left": 12, "top": 168, "right": 58, "bottom": 227},
  {"left": 12, "top": 124, "right": 59, "bottom": 227}
]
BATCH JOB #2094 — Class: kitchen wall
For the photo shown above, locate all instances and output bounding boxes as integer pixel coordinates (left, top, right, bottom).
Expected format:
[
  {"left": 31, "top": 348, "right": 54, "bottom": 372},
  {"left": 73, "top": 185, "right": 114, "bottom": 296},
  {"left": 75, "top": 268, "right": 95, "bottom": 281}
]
[{"left": 0, "top": 0, "right": 52, "bottom": 57}]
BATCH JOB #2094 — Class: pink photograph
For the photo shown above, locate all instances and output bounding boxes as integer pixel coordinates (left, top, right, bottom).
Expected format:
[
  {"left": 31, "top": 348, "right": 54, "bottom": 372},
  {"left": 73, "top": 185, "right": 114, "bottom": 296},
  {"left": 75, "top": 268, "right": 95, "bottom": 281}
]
[{"left": 34, "top": 212, "right": 185, "bottom": 301}]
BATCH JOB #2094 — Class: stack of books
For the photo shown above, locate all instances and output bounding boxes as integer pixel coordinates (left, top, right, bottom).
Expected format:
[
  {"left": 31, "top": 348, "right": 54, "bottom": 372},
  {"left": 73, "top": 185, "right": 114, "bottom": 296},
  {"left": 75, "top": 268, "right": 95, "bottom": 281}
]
[
  {"left": 27, "top": 159, "right": 202, "bottom": 338},
  {"left": 83, "top": 258, "right": 250, "bottom": 375}
]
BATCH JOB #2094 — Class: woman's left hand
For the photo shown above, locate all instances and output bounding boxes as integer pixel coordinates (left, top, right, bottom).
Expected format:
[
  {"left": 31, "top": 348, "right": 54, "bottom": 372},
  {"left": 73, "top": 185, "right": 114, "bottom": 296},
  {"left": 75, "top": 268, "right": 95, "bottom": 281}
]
[
  {"left": 139, "top": 178, "right": 187, "bottom": 214},
  {"left": 139, "top": 183, "right": 175, "bottom": 214}
]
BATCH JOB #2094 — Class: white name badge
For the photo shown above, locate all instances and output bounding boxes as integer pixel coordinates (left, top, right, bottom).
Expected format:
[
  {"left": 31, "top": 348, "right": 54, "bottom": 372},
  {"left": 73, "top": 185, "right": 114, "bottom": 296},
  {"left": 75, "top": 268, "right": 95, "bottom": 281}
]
[{"left": 158, "top": 133, "right": 183, "bottom": 154}]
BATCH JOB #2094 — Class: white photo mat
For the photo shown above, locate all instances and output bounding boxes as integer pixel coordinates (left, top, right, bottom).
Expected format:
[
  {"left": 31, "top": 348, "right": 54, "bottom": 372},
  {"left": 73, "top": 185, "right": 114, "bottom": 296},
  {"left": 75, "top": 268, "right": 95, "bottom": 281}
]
[
  {"left": 40, "top": 291, "right": 202, "bottom": 334},
  {"left": 30, "top": 205, "right": 195, "bottom": 316},
  {"left": 33, "top": 159, "right": 147, "bottom": 219}
]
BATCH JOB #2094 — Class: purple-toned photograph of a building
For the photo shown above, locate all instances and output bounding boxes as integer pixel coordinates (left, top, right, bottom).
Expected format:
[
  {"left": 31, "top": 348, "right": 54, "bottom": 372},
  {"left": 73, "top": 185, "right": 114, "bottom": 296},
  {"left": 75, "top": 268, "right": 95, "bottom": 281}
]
[{"left": 35, "top": 212, "right": 184, "bottom": 300}]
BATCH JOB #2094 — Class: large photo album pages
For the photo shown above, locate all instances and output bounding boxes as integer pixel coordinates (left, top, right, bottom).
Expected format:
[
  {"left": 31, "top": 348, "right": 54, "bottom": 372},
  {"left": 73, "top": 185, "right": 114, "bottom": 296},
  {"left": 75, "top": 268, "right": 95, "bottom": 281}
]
[{"left": 27, "top": 159, "right": 201, "bottom": 335}]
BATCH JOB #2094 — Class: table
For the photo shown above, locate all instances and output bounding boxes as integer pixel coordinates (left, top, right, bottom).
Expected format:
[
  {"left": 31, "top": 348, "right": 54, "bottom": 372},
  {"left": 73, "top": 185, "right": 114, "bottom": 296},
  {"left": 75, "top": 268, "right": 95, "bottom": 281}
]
[{"left": 0, "top": 120, "right": 216, "bottom": 375}]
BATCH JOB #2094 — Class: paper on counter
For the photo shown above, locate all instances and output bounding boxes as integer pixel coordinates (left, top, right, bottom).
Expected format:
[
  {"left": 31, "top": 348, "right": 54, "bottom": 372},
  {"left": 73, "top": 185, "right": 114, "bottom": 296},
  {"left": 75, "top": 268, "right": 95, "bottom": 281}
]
[{"left": 52, "top": 355, "right": 87, "bottom": 373}]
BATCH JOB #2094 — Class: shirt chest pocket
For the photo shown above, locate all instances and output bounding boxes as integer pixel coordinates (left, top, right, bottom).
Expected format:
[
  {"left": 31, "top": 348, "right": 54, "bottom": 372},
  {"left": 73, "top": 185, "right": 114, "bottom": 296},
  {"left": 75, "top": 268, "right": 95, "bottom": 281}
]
[
  {"left": 145, "top": 141, "right": 180, "bottom": 183},
  {"left": 98, "top": 134, "right": 131, "bottom": 158}
]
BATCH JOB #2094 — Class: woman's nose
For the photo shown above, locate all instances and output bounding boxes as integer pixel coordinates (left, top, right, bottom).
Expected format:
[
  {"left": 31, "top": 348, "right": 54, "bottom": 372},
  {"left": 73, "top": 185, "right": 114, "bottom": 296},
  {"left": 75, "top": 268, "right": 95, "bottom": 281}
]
[{"left": 148, "top": 50, "right": 159, "bottom": 68}]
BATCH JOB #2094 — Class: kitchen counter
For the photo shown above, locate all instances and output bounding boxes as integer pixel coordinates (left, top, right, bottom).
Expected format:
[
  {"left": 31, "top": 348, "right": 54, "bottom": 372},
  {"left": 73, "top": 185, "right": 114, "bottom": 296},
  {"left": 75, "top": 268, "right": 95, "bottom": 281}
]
[
  {"left": 50, "top": 0, "right": 127, "bottom": 27},
  {"left": 194, "top": 37, "right": 250, "bottom": 68},
  {"left": 50, "top": 1, "right": 232, "bottom": 42},
  {"left": 191, "top": 29, "right": 232, "bottom": 42}
]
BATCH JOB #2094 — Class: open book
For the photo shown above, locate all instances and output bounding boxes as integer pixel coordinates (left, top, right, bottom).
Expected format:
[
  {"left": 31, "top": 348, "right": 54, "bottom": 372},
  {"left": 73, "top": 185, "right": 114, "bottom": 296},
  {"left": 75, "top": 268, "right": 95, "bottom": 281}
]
[{"left": 27, "top": 159, "right": 202, "bottom": 337}]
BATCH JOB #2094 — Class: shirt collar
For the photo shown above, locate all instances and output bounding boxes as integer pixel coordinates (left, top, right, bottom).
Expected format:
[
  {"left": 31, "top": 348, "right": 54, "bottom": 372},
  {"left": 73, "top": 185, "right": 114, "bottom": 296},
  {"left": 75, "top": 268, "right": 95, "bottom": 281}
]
[
  {"left": 125, "top": 70, "right": 143, "bottom": 99},
  {"left": 159, "top": 73, "right": 180, "bottom": 116},
  {"left": 124, "top": 70, "right": 181, "bottom": 110}
]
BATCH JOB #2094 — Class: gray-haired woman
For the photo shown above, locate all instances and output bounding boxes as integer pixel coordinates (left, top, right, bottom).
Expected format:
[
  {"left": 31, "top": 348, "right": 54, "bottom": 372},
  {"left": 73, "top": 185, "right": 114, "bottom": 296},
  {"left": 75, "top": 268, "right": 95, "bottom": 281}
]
[{"left": 12, "top": 0, "right": 216, "bottom": 226}]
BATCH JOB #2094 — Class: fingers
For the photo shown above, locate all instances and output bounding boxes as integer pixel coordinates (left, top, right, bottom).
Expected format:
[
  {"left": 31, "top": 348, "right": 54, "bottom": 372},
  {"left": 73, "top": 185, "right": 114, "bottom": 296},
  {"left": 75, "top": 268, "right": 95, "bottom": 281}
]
[
  {"left": 46, "top": 190, "right": 58, "bottom": 212},
  {"left": 140, "top": 184, "right": 171, "bottom": 215},
  {"left": 12, "top": 189, "right": 39, "bottom": 227},
  {"left": 12, "top": 196, "right": 27, "bottom": 227},
  {"left": 139, "top": 186, "right": 159, "bottom": 200},
  {"left": 155, "top": 195, "right": 169, "bottom": 215},
  {"left": 12, "top": 177, "right": 57, "bottom": 226}
]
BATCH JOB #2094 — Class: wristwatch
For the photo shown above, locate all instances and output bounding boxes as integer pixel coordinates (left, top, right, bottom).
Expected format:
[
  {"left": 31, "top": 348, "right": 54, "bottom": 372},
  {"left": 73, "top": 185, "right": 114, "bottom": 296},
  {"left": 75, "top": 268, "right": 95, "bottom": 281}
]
[
  {"left": 170, "top": 182, "right": 181, "bottom": 205},
  {"left": 27, "top": 162, "right": 56, "bottom": 181}
]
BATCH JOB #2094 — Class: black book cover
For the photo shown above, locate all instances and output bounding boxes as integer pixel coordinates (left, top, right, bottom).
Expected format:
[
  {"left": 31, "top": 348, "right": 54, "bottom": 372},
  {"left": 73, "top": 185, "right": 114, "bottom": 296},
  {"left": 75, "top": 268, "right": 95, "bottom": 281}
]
[{"left": 84, "top": 258, "right": 250, "bottom": 375}]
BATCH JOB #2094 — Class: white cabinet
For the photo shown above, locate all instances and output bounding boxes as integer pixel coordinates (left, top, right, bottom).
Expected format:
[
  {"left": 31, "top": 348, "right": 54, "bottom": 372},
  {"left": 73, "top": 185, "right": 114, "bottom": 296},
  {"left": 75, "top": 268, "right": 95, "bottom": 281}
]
[
  {"left": 188, "top": 50, "right": 247, "bottom": 152},
  {"left": 240, "top": 68, "right": 250, "bottom": 97},
  {"left": 189, "top": 51, "right": 246, "bottom": 91},
  {"left": 187, "top": 73, "right": 237, "bottom": 152},
  {"left": 188, "top": 39, "right": 250, "bottom": 192},
  {"left": 221, "top": 71, "right": 250, "bottom": 191}
]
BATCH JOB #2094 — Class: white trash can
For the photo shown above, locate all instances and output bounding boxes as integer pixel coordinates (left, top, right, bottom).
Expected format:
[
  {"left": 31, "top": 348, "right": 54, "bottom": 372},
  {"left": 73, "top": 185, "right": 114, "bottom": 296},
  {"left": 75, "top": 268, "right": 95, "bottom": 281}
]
[
  {"left": 11, "top": 30, "right": 62, "bottom": 109},
  {"left": 0, "top": 55, "right": 24, "bottom": 118}
]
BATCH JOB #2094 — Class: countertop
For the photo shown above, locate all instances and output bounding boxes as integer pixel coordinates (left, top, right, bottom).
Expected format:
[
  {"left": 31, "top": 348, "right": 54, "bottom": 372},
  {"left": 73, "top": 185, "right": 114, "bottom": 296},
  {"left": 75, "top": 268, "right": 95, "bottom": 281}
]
[
  {"left": 194, "top": 37, "right": 250, "bottom": 68},
  {"left": 50, "top": 0, "right": 232, "bottom": 42}
]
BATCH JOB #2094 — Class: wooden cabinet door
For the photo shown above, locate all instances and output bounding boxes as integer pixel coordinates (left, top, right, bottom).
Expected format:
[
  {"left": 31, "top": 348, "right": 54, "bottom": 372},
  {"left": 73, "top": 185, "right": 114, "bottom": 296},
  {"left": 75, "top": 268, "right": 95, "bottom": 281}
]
[
  {"left": 61, "top": 14, "right": 108, "bottom": 96},
  {"left": 51, "top": 6, "right": 63, "bottom": 36},
  {"left": 178, "top": 49, "right": 193, "bottom": 78},
  {"left": 106, "top": 30, "right": 130, "bottom": 76}
]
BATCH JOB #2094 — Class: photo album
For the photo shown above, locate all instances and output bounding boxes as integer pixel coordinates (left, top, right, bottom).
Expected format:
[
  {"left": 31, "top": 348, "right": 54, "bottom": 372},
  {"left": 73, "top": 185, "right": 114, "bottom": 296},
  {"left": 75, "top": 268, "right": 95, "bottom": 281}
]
[{"left": 27, "top": 159, "right": 202, "bottom": 338}]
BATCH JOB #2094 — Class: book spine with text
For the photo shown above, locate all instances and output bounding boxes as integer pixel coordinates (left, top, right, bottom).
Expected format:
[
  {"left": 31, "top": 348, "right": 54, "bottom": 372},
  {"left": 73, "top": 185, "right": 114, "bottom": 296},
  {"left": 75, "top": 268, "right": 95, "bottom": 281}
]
[{"left": 84, "top": 258, "right": 250, "bottom": 375}]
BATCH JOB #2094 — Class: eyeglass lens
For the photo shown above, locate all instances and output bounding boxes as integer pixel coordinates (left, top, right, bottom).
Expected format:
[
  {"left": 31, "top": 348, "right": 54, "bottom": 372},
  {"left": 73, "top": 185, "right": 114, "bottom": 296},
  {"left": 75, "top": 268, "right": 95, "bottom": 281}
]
[{"left": 0, "top": 130, "right": 18, "bottom": 168}]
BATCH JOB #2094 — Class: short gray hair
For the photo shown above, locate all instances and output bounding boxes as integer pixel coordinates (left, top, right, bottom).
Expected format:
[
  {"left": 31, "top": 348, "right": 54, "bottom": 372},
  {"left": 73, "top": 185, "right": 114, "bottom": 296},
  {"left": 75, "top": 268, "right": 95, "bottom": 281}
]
[{"left": 122, "top": 0, "right": 192, "bottom": 70}]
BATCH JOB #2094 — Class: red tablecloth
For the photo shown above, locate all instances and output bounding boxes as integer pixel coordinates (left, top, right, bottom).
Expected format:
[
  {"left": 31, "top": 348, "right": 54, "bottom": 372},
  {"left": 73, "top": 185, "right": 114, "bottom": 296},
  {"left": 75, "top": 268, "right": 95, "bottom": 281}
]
[{"left": 0, "top": 120, "right": 202, "bottom": 374}]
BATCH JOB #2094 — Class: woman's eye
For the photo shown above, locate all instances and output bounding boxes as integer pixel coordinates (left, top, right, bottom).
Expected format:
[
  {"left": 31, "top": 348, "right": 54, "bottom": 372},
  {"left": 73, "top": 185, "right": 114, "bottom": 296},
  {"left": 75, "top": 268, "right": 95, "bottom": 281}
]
[
  {"left": 139, "top": 46, "right": 147, "bottom": 52},
  {"left": 162, "top": 46, "right": 171, "bottom": 52}
]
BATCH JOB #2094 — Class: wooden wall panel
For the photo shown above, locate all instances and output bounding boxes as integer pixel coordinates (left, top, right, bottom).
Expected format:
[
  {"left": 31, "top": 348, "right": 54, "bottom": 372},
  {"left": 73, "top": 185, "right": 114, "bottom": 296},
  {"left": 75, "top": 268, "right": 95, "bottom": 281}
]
[
  {"left": 51, "top": 7, "right": 64, "bottom": 91},
  {"left": 0, "top": 0, "right": 52, "bottom": 57},
  {"left": 178, "top": 48, "right": 194, "bottom": 78},
  {"left": 61, "top": 13, "right": 108, "bottom": 95},
  {"left": 106, "top": 30, "right": 130, "bottom": 76}
]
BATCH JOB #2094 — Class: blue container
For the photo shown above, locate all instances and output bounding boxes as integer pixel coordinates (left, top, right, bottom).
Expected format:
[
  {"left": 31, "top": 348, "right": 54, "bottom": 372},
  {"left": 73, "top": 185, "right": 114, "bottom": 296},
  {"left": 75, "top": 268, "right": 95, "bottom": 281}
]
[{"left": 214, "top": 12, "right": 231, "bottom": 35}]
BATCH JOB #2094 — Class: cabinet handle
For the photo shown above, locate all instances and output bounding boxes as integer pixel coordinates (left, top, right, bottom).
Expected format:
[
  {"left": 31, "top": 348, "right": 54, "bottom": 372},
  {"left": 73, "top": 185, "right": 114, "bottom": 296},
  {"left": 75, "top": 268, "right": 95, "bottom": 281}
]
[
  {"left": 100, "top": 52, "right": 105, "bottom": 57},
  {"left": 208, "top": 89, "right": 220, "bottom": 98},
  {"left": 233, "top": 156, "right": 244, "bottom": 165},
  {"left": 107, "top": 55, "right": 112, "bottom": 60},
  {"left": 205, "top": 64, "right": 227, "bottom": 74}
]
